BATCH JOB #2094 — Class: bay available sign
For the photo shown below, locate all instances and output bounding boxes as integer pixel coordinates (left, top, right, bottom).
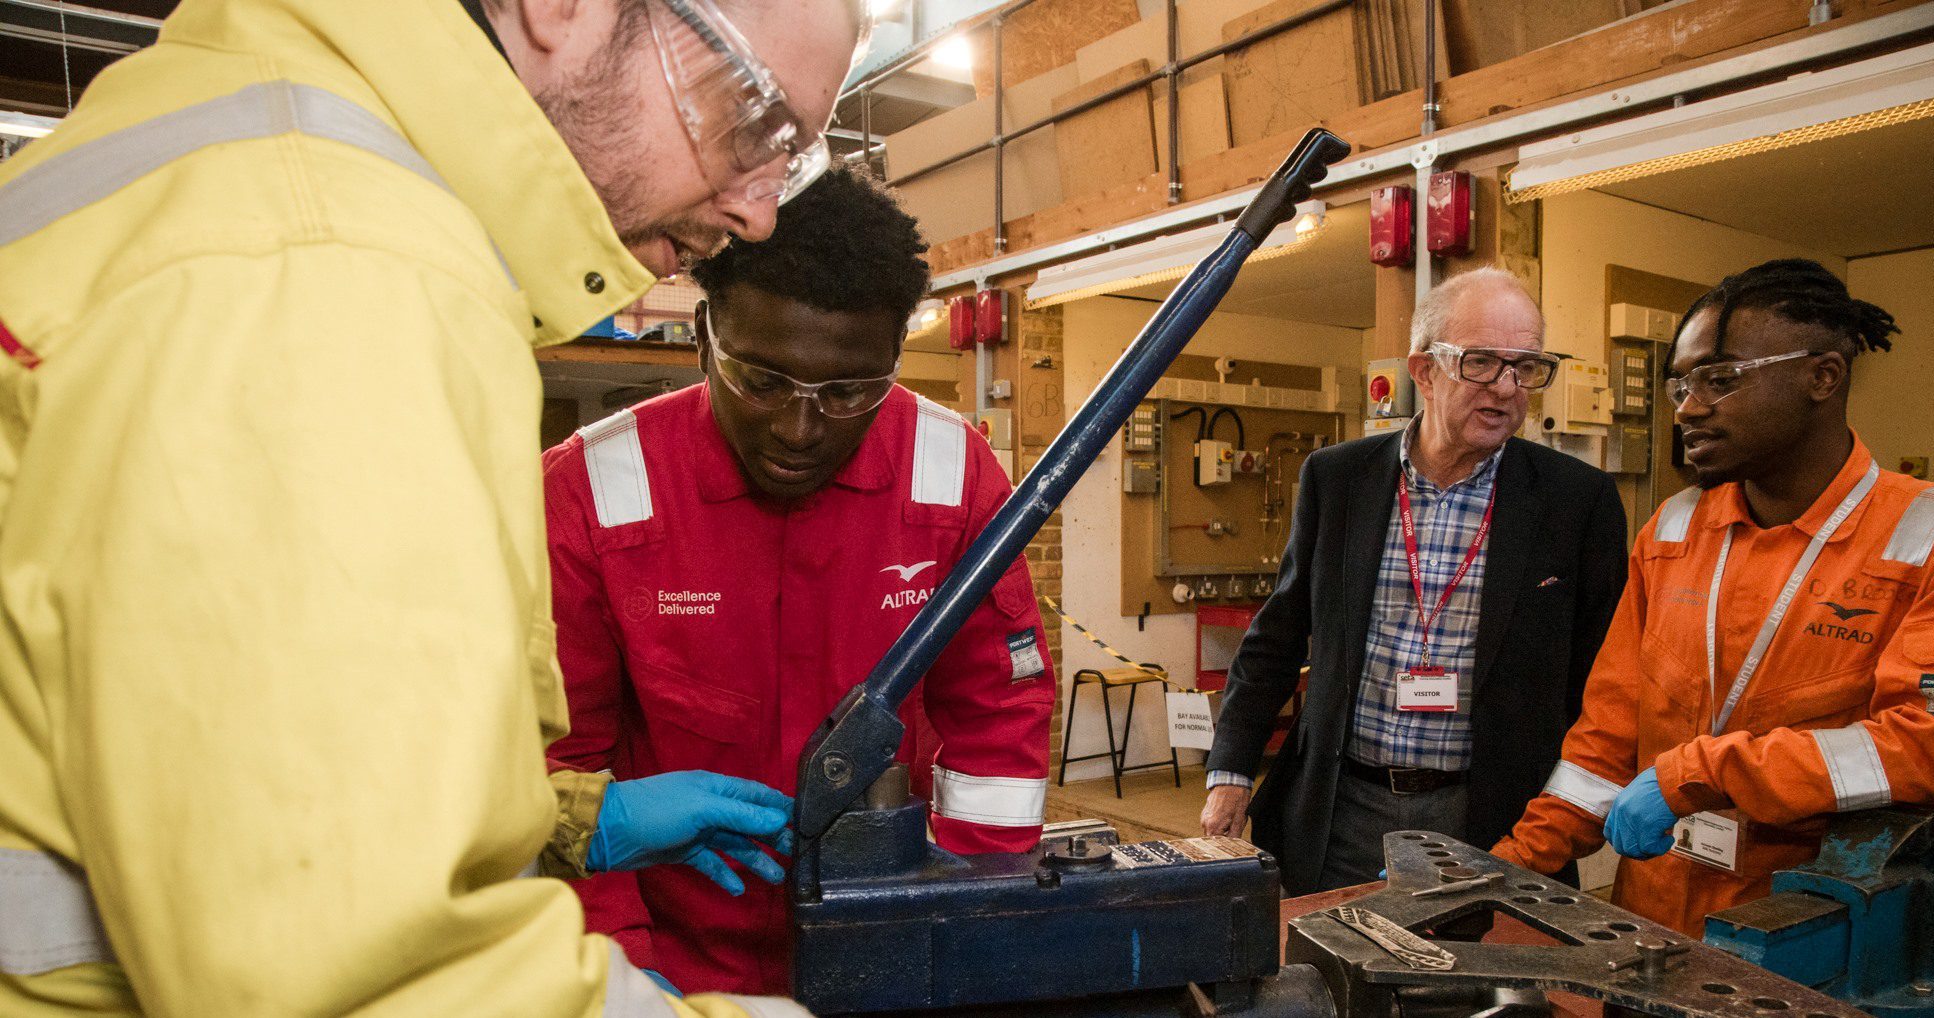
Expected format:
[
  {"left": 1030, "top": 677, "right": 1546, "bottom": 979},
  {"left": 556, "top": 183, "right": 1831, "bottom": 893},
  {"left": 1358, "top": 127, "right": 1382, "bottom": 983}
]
[{"left": 1165, "top": 691, "right": 1216, "bottom": 751}]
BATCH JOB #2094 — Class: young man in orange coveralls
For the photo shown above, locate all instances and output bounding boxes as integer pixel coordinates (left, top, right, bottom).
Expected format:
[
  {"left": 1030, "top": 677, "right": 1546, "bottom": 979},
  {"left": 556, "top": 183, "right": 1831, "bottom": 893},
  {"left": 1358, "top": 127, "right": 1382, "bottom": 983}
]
[
  {"left": 1493, "top": 259, "right": 1934, "bottom": 935},
  {"left": 544, "top": 167, "right": 1055, "bottom": 995}
]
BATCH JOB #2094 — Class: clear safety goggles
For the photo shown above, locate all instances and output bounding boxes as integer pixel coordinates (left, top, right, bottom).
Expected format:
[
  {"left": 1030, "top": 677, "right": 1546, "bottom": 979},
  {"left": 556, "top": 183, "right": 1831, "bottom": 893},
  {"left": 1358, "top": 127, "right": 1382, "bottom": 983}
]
[
  {"left": 705, "top": 306, "right": 900, "bottom": 419},
  {"left": 1427, "top": 342, "right": 1560, "bottom": 391},
  {"left": 1666, "top": 349, "right": 1820, "bottom": 408},
  {"left": 646, "top": 0, "right": 869, "bottom": 205}
]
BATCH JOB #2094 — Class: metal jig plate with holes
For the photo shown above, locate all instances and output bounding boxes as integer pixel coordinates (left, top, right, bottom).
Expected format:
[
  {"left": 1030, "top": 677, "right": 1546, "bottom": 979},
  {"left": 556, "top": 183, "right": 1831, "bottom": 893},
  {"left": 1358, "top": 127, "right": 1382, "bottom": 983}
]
[{"left": 1285, "top": 831, "right": 1873, "bottom": 1018}]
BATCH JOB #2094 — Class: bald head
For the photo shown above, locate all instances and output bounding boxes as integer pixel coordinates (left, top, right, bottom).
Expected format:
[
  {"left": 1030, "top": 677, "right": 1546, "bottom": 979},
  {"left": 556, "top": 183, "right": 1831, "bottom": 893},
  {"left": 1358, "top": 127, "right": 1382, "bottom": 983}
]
[{"left": 1409, "top": 268, "right": 1544, "bottom": 354}]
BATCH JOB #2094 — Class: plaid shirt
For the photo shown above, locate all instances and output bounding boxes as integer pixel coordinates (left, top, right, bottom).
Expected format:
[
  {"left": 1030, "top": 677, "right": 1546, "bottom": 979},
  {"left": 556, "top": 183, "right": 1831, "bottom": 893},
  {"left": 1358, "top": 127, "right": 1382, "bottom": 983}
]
[
  {"left": 1207, "top": 423, "right": 1502, "bottom": 790},
  {"left": 1348, "top": 421, "right": 1501, "bottom": 771}
]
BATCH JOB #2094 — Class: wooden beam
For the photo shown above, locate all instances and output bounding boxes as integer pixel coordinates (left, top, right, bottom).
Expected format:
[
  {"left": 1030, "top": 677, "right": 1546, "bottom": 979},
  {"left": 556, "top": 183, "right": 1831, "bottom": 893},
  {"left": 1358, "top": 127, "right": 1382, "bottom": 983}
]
[
  {"left": 925, "top": 0, "right": 1913, "bottom": 279},
  {"left": 535, "top": 340, "right": 700, "bottom": 367}
]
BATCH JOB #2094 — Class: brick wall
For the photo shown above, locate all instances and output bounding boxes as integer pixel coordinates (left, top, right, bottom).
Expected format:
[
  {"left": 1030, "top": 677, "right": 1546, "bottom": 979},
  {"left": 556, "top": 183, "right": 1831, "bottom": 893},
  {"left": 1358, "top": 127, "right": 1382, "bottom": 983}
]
[{"left": 1017, "top": 304, "right": 1068, "bottom": 768}]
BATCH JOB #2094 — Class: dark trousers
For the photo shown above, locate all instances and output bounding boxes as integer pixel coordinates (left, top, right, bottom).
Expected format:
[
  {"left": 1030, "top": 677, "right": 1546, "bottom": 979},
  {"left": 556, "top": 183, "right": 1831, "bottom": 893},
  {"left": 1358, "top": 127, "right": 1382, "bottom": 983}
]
[{"left": 1312, "top": 768, "right": 1469, "bottom": 891}]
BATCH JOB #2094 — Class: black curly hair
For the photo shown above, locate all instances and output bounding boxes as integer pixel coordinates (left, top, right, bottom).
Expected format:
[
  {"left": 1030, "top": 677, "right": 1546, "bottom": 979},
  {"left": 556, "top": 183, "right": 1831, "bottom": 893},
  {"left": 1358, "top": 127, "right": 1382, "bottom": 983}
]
[
  {"left": 1680, "top": 258, "right": 1899, "bottom": 363},
  {"left": 688, "top": 166, "right": 931, "bottom": 327}
]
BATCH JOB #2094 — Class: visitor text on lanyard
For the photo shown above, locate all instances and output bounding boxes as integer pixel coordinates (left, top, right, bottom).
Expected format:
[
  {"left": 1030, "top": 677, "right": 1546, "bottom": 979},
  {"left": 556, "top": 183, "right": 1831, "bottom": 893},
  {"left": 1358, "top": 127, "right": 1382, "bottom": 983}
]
[{"left": 1395, "top": 476, "right": 1494, "bottom": 712}]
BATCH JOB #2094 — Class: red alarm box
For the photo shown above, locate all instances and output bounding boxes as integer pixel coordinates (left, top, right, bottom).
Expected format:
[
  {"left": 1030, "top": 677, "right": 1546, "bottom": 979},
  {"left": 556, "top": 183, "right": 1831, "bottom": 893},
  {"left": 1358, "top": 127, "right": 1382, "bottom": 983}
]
[
  {"left": 974, "top": 288, "right": 1006, "bottom": 345},
  {"left": 1369, "top": 185, "right": 1414, "bottom": 267},
  {"left": 947, "top": 295, "right": 976, "bottom": 350},
  {"left": 1426, "top": 171, "right": 1474, "bottom": 257}
]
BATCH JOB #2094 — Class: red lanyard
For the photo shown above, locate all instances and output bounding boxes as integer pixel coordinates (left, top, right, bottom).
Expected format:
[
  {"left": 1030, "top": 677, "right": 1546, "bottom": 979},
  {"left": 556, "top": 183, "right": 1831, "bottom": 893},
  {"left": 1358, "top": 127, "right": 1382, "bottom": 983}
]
[{"left": 1396, "top": 475, "right": 1494, "bottom": 666}]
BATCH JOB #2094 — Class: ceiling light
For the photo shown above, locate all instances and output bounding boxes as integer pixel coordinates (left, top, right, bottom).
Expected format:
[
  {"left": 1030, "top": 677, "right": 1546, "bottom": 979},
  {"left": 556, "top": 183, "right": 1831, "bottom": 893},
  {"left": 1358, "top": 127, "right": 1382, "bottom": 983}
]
[
  {"left": 1024, "top": 201, "right": 1328, "bottom": 310},
  {"left": 0, "top": 111, "right": 59, "bottom": 140},
  {"left": 1509, "top": 41, "right": 1934, "bottom": 203},
  {"left": 868, "top": 0, "right": 903, "bottom": 19},
  {"left": 908, "top": 297, "right": 944, "bottom": 333},
  {"left": 934, "top": 35, "right": 973, "bottom": 72}
]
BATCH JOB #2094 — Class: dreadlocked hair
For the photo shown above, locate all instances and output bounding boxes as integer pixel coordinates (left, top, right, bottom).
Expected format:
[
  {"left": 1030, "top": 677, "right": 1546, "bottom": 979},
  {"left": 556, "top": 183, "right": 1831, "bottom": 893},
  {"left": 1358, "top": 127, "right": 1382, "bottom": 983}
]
[
  {"left": 688, "top": 166, "right": 931, "bottom": 324},
  {"left": 1682, "top": 258, "right": 1899, "bottom": 360}
]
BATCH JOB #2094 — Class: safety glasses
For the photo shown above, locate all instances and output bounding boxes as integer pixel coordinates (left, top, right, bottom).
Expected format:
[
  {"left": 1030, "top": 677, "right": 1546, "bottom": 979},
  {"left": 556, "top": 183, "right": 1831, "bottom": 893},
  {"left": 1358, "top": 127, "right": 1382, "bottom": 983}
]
[
  {"left": 1666, "top": 349, "right": 1820, "bottom": 408},
  {"left": 1427, "top": 343, "right": 1561, "bottom": 391},
  {"left": 646, "top": 0, "right": 865, "bottom": 205},
  {"left": 704, "top": 306, "right": 900, "bottom": 419}
]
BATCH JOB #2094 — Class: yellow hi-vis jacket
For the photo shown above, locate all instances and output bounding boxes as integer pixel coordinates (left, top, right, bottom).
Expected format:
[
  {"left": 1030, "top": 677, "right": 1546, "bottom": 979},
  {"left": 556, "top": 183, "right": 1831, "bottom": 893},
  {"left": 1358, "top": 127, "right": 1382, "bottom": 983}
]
[{"left": 0, "top": 2, "right": 803, "bottom": 1015}]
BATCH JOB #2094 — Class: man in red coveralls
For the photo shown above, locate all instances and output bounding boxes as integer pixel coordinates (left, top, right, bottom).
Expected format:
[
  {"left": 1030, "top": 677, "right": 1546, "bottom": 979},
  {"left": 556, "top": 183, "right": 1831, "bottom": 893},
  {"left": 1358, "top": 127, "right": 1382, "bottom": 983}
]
[{"left": 544, "top": 167, "right": 1055, "bottom": 996}]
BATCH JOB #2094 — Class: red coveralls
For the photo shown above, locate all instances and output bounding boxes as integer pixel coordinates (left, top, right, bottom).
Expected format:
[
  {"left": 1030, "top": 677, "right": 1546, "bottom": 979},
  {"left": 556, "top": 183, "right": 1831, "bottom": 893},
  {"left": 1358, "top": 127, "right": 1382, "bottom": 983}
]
[
  {"left": 544, "top": 384, "right": 1056, "bottom": 994},
  {"left": 1494, "top": 438, "right": 1934, "bottom": 934}
]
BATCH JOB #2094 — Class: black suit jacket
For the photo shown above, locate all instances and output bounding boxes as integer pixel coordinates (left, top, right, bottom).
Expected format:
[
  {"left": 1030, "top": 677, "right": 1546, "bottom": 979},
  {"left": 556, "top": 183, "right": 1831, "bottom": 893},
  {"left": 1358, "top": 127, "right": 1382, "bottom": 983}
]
[{"left": 1205, "top": 432, "right": 1627, "bottom": 894}]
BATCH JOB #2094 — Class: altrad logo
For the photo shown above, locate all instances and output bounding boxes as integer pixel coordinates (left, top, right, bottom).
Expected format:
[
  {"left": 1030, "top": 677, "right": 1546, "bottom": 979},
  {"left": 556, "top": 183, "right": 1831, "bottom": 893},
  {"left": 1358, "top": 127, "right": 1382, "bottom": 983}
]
[
  {"left": 1819, "top": 600, "right": 1878, "bottom": 621},
  {"left": 1805, "top": 601, "right": 1876, "bottom": 644}
]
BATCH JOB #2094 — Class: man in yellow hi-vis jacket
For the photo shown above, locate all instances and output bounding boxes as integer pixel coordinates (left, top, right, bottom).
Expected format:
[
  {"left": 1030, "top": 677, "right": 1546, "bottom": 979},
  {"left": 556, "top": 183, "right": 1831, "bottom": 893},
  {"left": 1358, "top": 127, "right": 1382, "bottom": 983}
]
[{"left": 0, "top": 0, "right": 865, "bottom": 1014}]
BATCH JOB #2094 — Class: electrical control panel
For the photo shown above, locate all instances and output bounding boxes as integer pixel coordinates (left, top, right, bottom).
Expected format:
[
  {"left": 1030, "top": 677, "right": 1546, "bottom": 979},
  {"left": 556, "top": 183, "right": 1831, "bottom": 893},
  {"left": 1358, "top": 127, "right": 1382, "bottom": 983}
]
[
  {"left": 1611, "top": 345, "right": 1653, "bottom": 417},
  {"left": 1541, "top": 360, "right": 1613, "bottom": 435},
  {"left": 1609, "top": 302, "right": 1680, "bottom": 343},
  {"left": 973, "top": 409, "right": 1013, "bottom": 451},
  {"left": 1194, "top": 440, "right": 1234, "bottom": 486},
  {"left": 1120, "top": 360, "right": 1343, "bottom": 616},
  {"left": 1364, "top": 357, "right": 1414, "bottom": 421},
  {"left": 1122, "top": 403, "right": 1159, "bottom": 452}
]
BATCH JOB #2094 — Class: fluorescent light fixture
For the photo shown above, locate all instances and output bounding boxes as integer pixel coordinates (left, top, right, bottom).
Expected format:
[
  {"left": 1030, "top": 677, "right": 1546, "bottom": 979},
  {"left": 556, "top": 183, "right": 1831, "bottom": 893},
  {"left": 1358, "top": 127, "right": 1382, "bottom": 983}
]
[
  {"left": 933, "top": 34, "right": 973, "bottom": 72},
  {"left": 1510, "top": 41, "right": 1934, "bottom": 202},
  {"left": 907, "top": 297, "right": 944, "bottom": 333},
  {"left": 868, "top": 0, "right": 902, "bottom": 18},
  {"left": 0, "top": 111, "right": 60, "bottom": 140},
  {"left": 1024, "top": 201, "right": 1327, "bottom": 310}
]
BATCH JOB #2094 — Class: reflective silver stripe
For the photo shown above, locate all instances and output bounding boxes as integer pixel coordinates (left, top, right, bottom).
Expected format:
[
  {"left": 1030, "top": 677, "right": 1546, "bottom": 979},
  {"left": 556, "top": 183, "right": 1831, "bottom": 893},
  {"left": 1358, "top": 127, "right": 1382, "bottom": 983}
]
[
  {"left": 0, "top": 80, "right": 513, "bottom": 280},
  {"left": 601, "top": 939, "right": 679, "bottom": 1017},
  {"left": 578, "top": 409, "right": 652, "bottom": 527},
  {"left": 1883, "top": 489, "right": 1934, "bottom": 566},
  {"left": 1653, "top": 486, "right": 1703, "bottom": 543},
  {"left": 911, "top": 394, "right": 966, "bottom": 507},
  {"left": 1812, "top": 725, "right": 1891, "bottom": 811},
  {"left": 931, "top": 766, "right": 1047, "bottom": 827},
  {"left": 1541, "top": 760, "right": 1623, "bottom": 819},
  {"left": 0, "top": 848, "right": 114, "bottom": 975}
]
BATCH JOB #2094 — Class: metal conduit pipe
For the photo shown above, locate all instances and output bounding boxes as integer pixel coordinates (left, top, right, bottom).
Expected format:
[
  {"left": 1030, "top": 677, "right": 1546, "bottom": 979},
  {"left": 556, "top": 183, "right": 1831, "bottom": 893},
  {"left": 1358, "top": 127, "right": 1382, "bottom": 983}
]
[{"left": 884, "top": 0, "right": 1355, "bottom": 189}]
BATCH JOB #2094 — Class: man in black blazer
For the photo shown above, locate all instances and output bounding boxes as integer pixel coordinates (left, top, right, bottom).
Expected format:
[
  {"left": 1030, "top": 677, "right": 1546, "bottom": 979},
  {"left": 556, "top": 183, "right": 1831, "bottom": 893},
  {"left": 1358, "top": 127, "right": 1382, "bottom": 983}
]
[{"left": 1201, "top": 268, "right": 1627, "bottom": 894}]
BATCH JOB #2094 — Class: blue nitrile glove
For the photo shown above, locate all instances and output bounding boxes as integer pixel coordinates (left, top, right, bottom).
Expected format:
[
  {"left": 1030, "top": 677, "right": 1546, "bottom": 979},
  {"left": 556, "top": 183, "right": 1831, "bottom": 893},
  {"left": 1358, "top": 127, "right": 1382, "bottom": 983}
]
[
  {"left": 1603, "top": 767, "right": 1679, "bottom": 860},
  {"left": 586, "top": 770, "right": 796, "bottom": 893},
  {"left": 643, "top": 969, "right": 680, "bottom": 997}
]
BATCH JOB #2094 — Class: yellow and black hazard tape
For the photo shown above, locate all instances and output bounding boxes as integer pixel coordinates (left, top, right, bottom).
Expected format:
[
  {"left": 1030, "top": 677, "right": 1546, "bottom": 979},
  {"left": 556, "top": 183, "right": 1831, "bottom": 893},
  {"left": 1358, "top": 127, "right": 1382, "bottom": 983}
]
[{"left": 1039, "top": 595, "right": 1182, "bottom": 687}]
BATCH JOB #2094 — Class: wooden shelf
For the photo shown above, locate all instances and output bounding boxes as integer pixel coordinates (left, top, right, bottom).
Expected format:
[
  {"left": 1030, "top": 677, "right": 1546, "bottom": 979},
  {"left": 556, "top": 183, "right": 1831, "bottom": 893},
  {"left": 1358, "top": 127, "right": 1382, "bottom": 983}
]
[{"left": 536, "top": 339, "right": 700, "bottom": 367}]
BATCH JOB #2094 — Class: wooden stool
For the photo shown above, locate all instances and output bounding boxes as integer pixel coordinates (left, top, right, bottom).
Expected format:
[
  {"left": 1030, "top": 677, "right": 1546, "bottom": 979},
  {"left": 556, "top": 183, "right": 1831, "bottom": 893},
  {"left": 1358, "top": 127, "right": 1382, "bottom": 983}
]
[{"left": 1057, "top": 665, "right": 1182, "bottom": 798}]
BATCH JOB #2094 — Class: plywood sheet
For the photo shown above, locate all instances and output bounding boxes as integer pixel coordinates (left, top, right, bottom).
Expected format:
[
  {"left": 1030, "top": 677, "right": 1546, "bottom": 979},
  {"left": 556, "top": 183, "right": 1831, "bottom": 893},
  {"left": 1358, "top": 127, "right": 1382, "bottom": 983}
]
[
  {"left": 895, "top": 133, "right": 1064, "bottom": 246},
  {"left": 1073, "top": 0, "right": 1281, "bottom": 78},
  {"left": 884, "top": 64, "right": 1079, "bottom": 244},
  {"left": 1441, "top": 0, "right": 1640, "bottom": 75},
  {"left": 1155, "top": 76, "right": 1232, "bottom": 173},
  {"left": 1221, "top": 0, "right": 1361, "bottom": 148},
  {"left": 884, "top": 63, "right": 1080, "bottom": 179},
  {"left": 1053, "top": 60, "right": 1158, "bottom": 200},
  {"left": 970, "top": 0, "right": 1142, "bottom": 94}
]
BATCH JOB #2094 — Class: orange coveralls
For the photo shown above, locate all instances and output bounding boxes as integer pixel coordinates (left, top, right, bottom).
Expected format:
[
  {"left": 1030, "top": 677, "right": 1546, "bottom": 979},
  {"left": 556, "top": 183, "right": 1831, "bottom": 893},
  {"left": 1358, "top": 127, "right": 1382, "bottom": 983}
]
[{"left": 1493, "top": 438, "right": 1934, "bottom": 935}]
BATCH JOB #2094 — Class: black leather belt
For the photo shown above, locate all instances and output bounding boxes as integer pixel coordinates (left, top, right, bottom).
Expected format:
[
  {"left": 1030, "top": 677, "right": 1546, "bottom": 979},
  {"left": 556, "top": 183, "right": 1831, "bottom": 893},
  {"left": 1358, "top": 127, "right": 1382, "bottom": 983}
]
[{"left": 1342, "top": 757, "right": 1467, "bottom": 795}]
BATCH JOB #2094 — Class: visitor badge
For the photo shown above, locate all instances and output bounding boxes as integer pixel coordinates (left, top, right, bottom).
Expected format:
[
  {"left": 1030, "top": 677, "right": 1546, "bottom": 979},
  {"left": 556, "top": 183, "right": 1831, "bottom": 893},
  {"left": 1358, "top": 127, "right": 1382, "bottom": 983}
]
[
  {"left": 1670, "top": 810, "right": 1740, "bottom": 872},
  {"left": 1397, "top": 667, "right": 1458, "bottom": 712}
]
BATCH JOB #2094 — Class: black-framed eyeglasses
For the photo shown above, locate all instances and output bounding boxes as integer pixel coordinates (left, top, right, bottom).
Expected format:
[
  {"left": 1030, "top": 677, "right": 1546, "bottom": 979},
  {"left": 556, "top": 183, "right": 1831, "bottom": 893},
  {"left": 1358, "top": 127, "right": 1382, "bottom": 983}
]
[
  {"left": 704, "top": 305, "right": 900, "bottom": 418},
  {"left": 1665, "top": 349, "right": 1820, "bottom": 408},
  {"left": 1427, "top": 343, "right": 1561, "bottom": 391}
]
